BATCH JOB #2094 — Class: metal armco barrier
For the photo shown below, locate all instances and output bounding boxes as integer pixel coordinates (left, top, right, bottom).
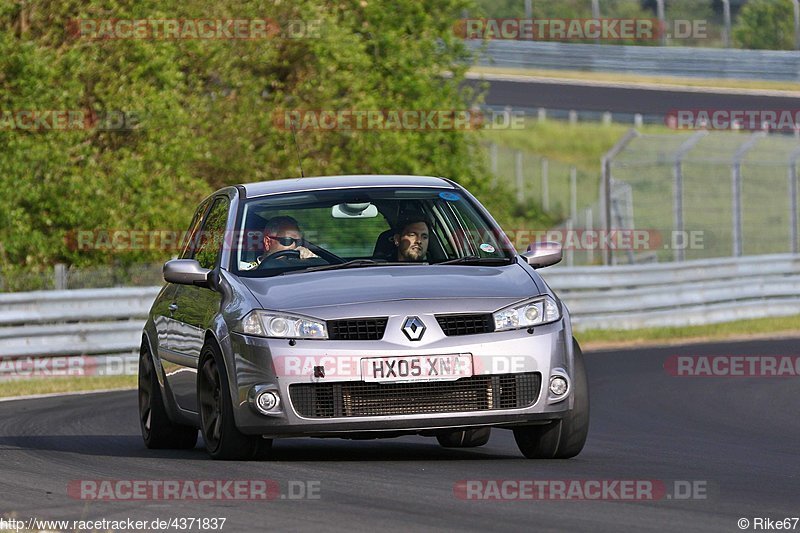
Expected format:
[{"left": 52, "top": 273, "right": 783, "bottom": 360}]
[
  {"left": 474, "top": 40, "right": 800, "bottom": 81},
  {"left": 1, "top": 254, "right": 799, "bottom": 378}
]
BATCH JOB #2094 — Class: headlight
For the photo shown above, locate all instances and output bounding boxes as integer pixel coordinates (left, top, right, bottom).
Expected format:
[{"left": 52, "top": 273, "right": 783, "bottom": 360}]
[
  {"left": 238, "top": 310, "right": 328, "bottom": 339},
  {"left": 493, "top": 296, "right": 560, "bottom": 332}
]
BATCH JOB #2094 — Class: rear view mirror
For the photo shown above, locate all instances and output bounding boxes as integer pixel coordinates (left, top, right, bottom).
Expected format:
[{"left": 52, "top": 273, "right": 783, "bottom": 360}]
[
  {"left": 521, "top": 241, "right": 562, "bottom": 268},
  {"left": 332, "top": 202, "right": 378, "bottom": 218},
  {"left": 163, "top": 259, "right": 210, "bottom": 287}
]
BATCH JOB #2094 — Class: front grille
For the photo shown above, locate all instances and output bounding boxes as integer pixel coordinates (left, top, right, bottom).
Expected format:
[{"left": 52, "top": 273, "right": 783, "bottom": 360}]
[
  {"left": 328, "top": 318, "right": 388, "bottom": 340},
  {"left": 289, "top": 372, "right": 541, "bottom": 418},
  {"left": 436, "top": 314, "right": 494, "bottom": 336}
]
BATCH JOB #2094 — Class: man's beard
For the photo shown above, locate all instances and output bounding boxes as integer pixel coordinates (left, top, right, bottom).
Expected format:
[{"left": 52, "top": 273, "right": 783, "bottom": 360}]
[{"left": 406, "top": 246, "right": 423, "bottom": 260}]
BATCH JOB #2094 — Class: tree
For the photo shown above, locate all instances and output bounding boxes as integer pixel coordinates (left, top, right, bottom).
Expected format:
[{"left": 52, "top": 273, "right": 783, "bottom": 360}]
[
  {"left": 0, "top": 0, "right": 495, "bottom": 275},
  {"left": 733, "top": 0, "right": 795, "bottom": 50}
]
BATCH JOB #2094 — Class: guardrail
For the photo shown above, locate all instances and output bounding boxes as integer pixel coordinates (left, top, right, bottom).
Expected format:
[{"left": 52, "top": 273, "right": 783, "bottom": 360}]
[
  {"left": 1, "top": 254, "right": 798, "bottom": 378},
  {"left": 473, "top": 40, "right": 800, "bottom": 81}
]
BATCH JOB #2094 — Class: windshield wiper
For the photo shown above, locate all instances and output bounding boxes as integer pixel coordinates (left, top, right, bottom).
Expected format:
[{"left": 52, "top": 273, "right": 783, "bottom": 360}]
[
  {"left": 305, "top": 259, "right": 425, "bottom": 272},
  {"left": 436, "top": 255, "right": 513, "bottom": 265}
]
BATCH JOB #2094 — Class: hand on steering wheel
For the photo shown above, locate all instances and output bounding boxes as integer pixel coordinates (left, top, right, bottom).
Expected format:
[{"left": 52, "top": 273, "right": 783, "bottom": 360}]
[{"left": 263, "top": 249, "right": 301, "bottom": 262}]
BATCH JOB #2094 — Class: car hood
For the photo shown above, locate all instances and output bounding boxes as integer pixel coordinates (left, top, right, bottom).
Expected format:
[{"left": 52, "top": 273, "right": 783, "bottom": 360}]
[{"left": 239, "top": 263, "right": 541, "bottom": 313}]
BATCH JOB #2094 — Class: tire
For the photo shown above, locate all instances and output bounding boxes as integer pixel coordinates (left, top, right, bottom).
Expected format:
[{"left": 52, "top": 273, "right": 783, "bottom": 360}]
[
  {"left": 513, "top": 339, "right": 589, "bottom": 459},
  {"left": 436, "top": 427, "right": 491, "bottom": 448},
  {"left": 197, "top": 343, "right": 273, "bottom": 460},
  {"left": 138, "top": 343, "right": 198, "bottom": 450}
]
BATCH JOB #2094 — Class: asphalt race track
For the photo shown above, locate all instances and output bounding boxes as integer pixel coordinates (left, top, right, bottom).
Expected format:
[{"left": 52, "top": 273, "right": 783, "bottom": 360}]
[
  {"left": 475, "top": 78, "right": 800, "bottom": 116},
  {"left": 1, "top": 338, "right": 798, "bottom": 532}
]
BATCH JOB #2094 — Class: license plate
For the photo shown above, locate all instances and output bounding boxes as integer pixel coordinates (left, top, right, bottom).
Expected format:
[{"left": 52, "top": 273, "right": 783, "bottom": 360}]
[{"left": 360, "top": 354, "right": 473, "bottom": 383}]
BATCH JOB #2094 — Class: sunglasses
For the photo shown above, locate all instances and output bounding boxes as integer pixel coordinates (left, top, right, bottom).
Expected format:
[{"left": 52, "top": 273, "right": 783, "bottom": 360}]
[{"left": 268, "top": 235, "right": 303, "bottom": 246}]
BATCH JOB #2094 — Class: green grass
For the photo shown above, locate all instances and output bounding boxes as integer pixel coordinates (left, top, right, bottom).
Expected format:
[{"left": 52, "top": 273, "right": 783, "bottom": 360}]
[
  {"left": 478, "top": 120, "right": 681, "bottom": 223},
  {"left": 470, "top": 65, "right": 800, "bottom": 93},
  {"left": 0, "top": 375, "right": 136, "bottom": 399},
  {"left": 576, "top": 314, "right": 800, "bottom": 349}
]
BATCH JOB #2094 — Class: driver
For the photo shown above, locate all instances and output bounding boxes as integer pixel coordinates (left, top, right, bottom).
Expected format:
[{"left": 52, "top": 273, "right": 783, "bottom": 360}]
[{"left": 241, "top": 215, "right": 317, "bottom": 270}]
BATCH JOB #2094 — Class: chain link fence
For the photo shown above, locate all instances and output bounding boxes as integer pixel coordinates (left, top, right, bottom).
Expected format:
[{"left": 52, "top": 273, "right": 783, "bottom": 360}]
[{"left": 487, "top": 129, "right": 800, "bottom": 266}]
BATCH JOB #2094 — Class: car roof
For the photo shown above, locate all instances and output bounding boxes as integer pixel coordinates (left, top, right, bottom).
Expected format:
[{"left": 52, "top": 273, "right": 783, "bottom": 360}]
[{"left": 238, "top": 175, "right": 456, "bottom": 198}]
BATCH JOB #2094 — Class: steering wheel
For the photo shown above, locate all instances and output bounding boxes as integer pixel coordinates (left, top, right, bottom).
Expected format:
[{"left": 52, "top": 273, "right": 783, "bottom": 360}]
[{"left": 262, "top": 249, "right": 301, "bottom": 262}]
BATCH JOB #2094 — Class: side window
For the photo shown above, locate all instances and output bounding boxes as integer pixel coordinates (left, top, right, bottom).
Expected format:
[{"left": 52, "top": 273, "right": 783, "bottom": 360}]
[
  {"left": 193, "top": 197, "right": 230, "bottom": 270},
  {"left": 179, "top": 200, "right": 211, "bottom": 260}
]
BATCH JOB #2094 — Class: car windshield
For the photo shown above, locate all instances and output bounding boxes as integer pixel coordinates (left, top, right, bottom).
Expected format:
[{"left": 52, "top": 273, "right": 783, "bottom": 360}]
[{"left": 232, "top": 187, "right": 516, "bottom": 276}]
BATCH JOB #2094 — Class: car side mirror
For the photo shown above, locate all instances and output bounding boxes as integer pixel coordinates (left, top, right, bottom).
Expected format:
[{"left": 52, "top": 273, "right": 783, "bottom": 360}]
[
  {"left": 163, "top": 259, "right": 211, "bottom": 287},
  {"left": 521, "top": 241, "right": 562, "bottom": 268}
]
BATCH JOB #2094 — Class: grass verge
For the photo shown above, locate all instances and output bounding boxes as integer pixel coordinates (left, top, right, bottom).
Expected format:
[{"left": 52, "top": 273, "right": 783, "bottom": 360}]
[
  {"left": 577, "top": 314, "right": 800, "bottom": 351},
  {"left": 479, "top": 119, "right": 675, "bottom": 175},
  {"left": 470, "top": 65, "right": 800, "bottom": 93},
  {"left": 0, "top": 375, "right": 136, "bottom": 399}
]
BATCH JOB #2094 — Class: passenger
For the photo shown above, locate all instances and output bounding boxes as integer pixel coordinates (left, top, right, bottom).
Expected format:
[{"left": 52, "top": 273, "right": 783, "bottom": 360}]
[{"left": 392, "top": 213, "right": 430, "bottom": 262}]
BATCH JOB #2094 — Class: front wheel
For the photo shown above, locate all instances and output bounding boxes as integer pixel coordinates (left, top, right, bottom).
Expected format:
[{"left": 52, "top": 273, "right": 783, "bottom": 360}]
[
  {"left": 197, "top": 343, "right": 273, "bottom": 460},
  {"left": 513, "top": 339, "right": 589, "bottom": 459},
  {"left": 138, "top": 343, "right": 198, "bottom": 450}
]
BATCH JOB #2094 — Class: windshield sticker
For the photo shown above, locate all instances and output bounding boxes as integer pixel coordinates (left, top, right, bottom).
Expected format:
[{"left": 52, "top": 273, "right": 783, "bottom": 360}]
[
  {"left": 438, "top": 192, "right": 461, "bottom": 201},
  {"left": 479, "top": 243, "right": 495, "bottom": 253}
]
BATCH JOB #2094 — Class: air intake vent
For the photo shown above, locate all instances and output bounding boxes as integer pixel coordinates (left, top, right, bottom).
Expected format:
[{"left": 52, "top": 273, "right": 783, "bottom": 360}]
[
  {"left": 289, "top": 372, "right": 541, "bottom": 418},
  {"left": 327, "top": 318, "right": 388, "bottom": 340},
  {"left": 435, "top": 314, "right": 494, "bottom": 336}
]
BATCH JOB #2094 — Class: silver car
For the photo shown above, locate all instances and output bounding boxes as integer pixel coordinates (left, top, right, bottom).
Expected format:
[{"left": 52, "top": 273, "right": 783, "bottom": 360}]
[{"left": 138, "top": 175, "right": 589, "bottom": 460}]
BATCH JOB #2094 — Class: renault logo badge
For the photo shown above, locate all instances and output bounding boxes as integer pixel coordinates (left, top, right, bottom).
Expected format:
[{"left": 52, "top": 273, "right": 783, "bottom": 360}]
[{"left": 402, "top": 316, "right": 426, "bottom": 341}]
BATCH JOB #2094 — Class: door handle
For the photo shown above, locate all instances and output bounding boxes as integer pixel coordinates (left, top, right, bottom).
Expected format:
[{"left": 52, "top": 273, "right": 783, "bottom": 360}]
[{"left": 168, "top": 303, "right": 178, "bottom": 312}]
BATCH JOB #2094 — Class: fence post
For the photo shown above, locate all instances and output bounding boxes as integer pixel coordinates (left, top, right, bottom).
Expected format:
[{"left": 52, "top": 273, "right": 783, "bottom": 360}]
[
  {"left": 731, "top": 163, "right": 742, "bottom": 257},
  {"left": 537, "top": 107, "right": 547, "bottom": 123},
  {"left": 591, "top": 0, "right": 600, "bottom": 45},
  {"left": 601, "top": 129, "right": 640, "bottom": 265},
  {"left": 54, "top": 263, "right": 67, "bottom": 290},
  {"left": 565, "top": 219, "right": 574, "bottom": 267},
  {"left": 731, "top": 132, "right": 766, "bottom": 257},
  {"left": 569, "top": 110, "right": 578, "bottom": 126},
  {"left": 541, "top": 158, "right": 549, "bottom": 212},
  {"left": 489, "top": 142, "right": 498, "bottom": 174},
  {"left": 586, "top": 207, "right": 594, "bottom": 265},
  {"left": 602, "top": 112, "right": 612, "bottom": 126},
  {"left": 672, "top": 131, "right": 707, "bottom": 261},
  {"left": 515, "top": 150, "right": 524, "bottom": 203},
  {"left": 788, "top": 146, "right": 800, "bottom": 253},
  {"left": 794, "top": 0, "right": 800, "bottom": 50},
  {"left": 656, "top": 0, "right": 666, "bottom": 46},
  {"left": 570, "top": 167, "right": 578, "bottom": 222},
  {"left": 722, "top": 0, "right": 731, "bottom": 48}
]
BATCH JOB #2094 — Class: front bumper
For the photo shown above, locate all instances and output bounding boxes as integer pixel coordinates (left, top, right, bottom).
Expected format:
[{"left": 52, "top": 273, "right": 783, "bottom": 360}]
[{"left": 227, "top": 318, "right": 574, "bottom": 437}]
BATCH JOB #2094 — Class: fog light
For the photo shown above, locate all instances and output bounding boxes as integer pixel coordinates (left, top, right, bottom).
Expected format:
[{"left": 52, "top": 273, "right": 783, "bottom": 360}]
[
  {"left": 549, "top": 376, "right": 568, "bottom": 396},
  {"left": 255, "top": 390, "right": 280, "bottom": 414}
]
